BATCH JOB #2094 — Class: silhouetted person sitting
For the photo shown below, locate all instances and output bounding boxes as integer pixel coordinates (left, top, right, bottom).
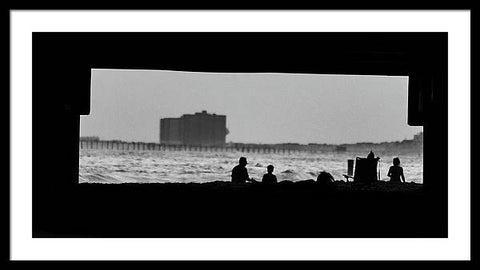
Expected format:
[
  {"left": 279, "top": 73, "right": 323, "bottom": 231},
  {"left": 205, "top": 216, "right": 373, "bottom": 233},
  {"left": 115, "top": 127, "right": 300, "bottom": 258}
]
[
  {"left": 387, "top": 157, "right": 405, "bottom": 183},
  {"left": 231, "top": 157, "right": 255, "bottom": 183},
  {"left": 262, "top": 165, "right": 277, "bottom": 184}
]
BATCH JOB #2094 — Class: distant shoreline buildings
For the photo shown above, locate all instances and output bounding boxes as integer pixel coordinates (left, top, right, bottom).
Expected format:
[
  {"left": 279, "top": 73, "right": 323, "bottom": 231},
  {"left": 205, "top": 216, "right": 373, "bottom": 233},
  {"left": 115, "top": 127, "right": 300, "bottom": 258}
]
[
  {"left": 220, "top": 132, "right": 422, "bottom": 154},
  {"left": 330, "top": 131, "right": 423, "bottom": 154}
]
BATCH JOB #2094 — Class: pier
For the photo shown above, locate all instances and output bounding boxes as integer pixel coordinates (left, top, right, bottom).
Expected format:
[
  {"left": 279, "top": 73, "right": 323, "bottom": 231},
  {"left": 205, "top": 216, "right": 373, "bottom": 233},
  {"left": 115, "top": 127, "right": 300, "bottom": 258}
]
[{"left": 78, "top": 139, "right": 342, "bottom": 154}]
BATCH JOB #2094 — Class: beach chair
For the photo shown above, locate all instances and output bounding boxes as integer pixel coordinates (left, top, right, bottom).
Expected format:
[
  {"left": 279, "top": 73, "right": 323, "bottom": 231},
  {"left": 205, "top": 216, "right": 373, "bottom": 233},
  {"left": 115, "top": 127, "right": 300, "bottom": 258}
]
[{"left": 353, "top": 157, "right": 379, "bottom": 183}]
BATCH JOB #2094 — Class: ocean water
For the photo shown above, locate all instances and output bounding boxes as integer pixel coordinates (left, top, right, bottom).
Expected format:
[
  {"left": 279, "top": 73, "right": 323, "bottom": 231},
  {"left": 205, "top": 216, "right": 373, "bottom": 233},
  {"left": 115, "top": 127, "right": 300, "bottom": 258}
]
[{"left": 79, "top": 149, "right": 423, "bottom": 184}]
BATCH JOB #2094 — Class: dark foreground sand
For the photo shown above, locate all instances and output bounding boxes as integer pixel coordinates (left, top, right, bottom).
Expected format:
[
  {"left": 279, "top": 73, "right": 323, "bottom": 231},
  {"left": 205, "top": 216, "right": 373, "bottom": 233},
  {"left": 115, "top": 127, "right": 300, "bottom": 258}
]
[
  {"left": 35, "top": 179, "right": 442, "bottom": 238},
  {"left": 78, "top": 179, "right": 423, "bottom": 193}
]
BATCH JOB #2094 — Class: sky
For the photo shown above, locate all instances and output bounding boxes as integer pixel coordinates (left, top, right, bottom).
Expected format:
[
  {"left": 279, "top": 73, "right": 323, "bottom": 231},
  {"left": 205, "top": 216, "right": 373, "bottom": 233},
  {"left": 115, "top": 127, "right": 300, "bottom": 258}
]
[{"left": 80, "top": 69, "right": 422, "bottom": 144}]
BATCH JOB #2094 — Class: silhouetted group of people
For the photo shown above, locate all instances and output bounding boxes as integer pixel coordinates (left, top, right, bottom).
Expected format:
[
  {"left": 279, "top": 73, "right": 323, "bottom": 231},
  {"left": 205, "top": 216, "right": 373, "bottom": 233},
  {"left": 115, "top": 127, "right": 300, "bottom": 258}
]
[
  {"left": 231, "top": 152, "right": 406, "bottom": 184},
  {"left": 231, "top": 157, "right": 277, "bottom": 184}
]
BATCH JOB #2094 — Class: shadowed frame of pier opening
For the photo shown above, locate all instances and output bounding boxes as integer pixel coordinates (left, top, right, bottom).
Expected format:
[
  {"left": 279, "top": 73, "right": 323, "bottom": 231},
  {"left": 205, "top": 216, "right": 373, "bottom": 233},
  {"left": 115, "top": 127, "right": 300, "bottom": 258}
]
[{"left": 32, "top": 32, "right": 447, "bottom": 238}]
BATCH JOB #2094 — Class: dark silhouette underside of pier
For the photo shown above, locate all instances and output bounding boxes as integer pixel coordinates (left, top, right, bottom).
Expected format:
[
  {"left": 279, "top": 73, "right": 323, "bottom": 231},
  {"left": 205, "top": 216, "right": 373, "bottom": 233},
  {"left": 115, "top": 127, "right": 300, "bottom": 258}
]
[{"left": 33, "top": 33, "right": 447, "bottom": 238}]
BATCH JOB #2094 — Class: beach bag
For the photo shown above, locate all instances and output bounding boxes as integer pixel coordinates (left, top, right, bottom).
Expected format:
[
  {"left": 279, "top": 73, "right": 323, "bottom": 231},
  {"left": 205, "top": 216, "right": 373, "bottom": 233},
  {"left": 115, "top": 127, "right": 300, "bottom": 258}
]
[{"left": 317, "top": 171, "right": 334, "bottom": 186}]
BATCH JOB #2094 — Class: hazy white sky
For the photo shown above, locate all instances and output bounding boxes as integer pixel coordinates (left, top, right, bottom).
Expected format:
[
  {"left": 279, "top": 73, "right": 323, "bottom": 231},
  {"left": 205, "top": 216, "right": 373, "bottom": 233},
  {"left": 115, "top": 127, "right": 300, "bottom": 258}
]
[{"left": 80, "top": 69, "right": 421, "bottom": 144}]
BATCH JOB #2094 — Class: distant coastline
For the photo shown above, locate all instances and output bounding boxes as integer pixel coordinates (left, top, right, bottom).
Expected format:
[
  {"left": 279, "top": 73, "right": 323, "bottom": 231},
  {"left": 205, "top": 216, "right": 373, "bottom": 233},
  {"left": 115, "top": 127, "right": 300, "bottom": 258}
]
[
  {"left": 80, "top": 132, "right": 423, "bottom": 154},
  {"left": 226, "top": 132, "right": 423, "bottom": 154}
]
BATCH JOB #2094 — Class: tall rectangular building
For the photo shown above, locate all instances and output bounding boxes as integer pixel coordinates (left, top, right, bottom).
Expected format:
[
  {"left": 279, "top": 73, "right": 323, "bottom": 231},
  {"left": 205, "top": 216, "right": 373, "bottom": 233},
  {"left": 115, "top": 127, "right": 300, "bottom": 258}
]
[{"left": 160, "top": 111, "right": 227, "bottom": 146}]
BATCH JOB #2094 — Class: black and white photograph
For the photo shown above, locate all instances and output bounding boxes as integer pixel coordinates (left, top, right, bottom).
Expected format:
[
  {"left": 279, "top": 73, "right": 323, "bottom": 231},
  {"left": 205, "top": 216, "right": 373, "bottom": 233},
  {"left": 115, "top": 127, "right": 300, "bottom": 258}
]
[
  {"left": 81, "top": 70, "right": 423, "bottom": 185},
  {"left": 33, "top": 31, "right": 446, "bottom": 238},
  {"left": 10, "top": 10, "right": 472, "bottom": 261}
]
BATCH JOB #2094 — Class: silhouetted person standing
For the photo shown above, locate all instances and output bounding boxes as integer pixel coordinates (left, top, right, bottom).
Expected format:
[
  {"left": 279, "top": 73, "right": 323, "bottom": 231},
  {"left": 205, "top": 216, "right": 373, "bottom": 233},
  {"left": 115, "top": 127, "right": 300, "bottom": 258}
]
[
  {"left": 231, "top": 157, "right": 255, "bottom": 183},
  {"left": 262, "top": 165, "right": 277, "bottom": 184},
  {"left": 387, "top": 157, "right": 405, "bottom": 183}
]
